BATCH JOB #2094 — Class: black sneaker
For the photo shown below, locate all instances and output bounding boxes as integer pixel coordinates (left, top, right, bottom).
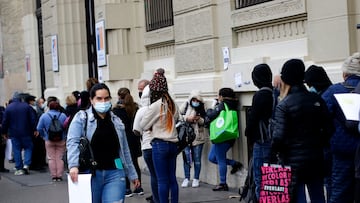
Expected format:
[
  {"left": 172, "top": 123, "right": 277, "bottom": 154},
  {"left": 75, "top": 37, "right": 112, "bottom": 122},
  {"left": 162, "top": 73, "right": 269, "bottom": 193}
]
[
  {"left": 125, "top": 189, "right": 133, "bottom": 197},
  {"left": 22, "top": 167, "right": 29, "bottom": 175},
  {"left": 133, "top": 187, "right": 144, "bottom": 195},
  {"left": 0, "top": 168, "right": 10, "bottom": 173},
  {"left": 145, "top": 195, "right": 153, "bottom": 201},
  {"left": 230, "top": 161, "right": 243, "bottom": 174},
  {"left": 212, "top": 183, "right": 229, "bottom": 191}
]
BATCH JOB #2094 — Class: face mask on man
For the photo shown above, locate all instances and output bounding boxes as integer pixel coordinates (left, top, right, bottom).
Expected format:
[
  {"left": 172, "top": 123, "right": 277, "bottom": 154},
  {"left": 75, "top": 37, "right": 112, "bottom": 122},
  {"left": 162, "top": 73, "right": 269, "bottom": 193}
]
[{"left": 94, "top": 101, "right": 112, "bottom": 113}]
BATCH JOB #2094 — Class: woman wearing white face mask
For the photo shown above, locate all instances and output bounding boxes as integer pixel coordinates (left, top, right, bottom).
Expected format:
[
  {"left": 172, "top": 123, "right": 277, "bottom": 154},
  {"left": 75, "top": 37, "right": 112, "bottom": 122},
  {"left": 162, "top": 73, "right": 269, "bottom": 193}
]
[
  {"left": 179, "top": 90, "right": 207, "bottom": 188},
  {"left": 67, "top": 83, "right": 140, "bottom": 203}
]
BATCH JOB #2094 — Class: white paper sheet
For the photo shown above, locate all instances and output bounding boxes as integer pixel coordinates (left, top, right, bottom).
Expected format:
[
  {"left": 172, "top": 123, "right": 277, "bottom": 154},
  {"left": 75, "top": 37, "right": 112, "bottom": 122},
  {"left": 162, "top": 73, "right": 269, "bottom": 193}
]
[
  {"left": 334, "top": 93, "right": 360, "bottom": 121},
  {"left": 68, "top": 174, "right": 92, "bottom": 203}
]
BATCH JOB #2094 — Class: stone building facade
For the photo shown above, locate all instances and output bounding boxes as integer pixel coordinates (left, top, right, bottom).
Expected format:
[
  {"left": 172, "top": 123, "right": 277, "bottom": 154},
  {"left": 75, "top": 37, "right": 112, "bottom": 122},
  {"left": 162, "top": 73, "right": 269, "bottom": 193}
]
[{"left": 0, "top": 0, "right": 359, "bottom": 188}]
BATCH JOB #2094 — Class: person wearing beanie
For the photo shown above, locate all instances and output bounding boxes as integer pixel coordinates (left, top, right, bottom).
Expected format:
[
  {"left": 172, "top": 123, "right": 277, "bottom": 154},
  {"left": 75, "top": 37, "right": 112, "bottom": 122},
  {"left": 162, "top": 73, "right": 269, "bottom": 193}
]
[
  {"left": 304, "top": 65, "right": 332, "bottom": 95},
  {"left": 133, "top": 85, "right": 160, "bottom": 203},
  {"left": 271, "top": 59, "right": 333, "bottom": 202},
  {"left": 140, "top": 69, "right": 180, "bottom": 203},
  {"left": 322, "top": 52, "right": 360, "bottom": 203},
  {"left": 245, "top": 63, "right": 274, "bottom": 200},
  {"left": 205, "top": 87, "right": 243, "bottom": 191}
]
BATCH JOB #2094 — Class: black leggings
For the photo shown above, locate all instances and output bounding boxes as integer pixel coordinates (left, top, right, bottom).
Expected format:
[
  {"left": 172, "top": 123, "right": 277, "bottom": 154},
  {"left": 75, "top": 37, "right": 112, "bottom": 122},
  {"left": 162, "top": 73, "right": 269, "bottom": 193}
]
[
  {"left": 355, "top": 178, "right": 360, "bottom": 203},
  {"left": 126, "top": 151, "right": 141, "bottom": 189}
]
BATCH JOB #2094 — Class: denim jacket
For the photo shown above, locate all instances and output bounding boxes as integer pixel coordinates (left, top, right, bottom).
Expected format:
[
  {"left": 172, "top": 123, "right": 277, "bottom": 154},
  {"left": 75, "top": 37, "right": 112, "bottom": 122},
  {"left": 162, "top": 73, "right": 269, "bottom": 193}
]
[{"left": 66, "top": 108, "right": 138, "bottom": 181}]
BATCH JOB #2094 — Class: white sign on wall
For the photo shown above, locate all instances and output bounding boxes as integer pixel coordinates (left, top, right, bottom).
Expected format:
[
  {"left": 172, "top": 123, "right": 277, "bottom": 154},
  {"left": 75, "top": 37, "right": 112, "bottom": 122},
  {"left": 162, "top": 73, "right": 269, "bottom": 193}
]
[
  {"left": 51, "top": 35, "right": 59, "bottom": 72},
  {"left": 25, "top": 54, "right": 31, "bottom": 81},
  {"left": 96, "top": 20, "right": 106, "bottom": 67}
]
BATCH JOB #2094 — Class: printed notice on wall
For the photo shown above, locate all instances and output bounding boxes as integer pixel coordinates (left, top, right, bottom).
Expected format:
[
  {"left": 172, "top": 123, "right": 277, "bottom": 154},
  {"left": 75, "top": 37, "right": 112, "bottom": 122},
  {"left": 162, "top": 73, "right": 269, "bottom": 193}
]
[
  {"left": 51, "top": 35, "right": 59, "bottom": 72},
  {"left": 96, "top": 20, "right": 106, "bottom": 67},
  {"left": 25, "top": 55, "right": 31, "bottom": 81},
  {"left": 222, "top": 47, "right": 230, "bottom": 70}
]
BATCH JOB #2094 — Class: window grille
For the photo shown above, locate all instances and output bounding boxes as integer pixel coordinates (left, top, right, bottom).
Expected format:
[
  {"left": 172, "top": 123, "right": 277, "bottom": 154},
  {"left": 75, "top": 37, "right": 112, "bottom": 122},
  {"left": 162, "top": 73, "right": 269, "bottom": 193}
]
[
  {"left": 235, "top": 0, "right": 273, "bottom": 9},
  {"left": 145, "top": 0, "right": 174, "bottom": 32}
]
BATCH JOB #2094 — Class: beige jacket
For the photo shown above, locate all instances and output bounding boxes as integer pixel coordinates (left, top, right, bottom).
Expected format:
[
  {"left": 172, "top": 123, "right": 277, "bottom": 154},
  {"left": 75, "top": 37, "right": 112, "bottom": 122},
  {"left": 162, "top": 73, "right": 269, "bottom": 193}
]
[
  {"left": 140, "top": 98, "right": 179, "bottom": 143},
  {"left": 179, "top": 90, "right": 208, "bottom": 146}
]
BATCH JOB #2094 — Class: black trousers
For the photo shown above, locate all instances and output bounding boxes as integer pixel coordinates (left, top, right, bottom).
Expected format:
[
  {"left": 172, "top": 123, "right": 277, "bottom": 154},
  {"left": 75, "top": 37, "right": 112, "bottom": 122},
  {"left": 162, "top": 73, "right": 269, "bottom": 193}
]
[
  {"left": 0, "top": 142, "right": 5, "bottom": 169},
  {"left": 356, "top": 178, "right": 360, "bottom": 203},
  {"left": 30, "top": 136, "right": 46, "bottom": 170}
]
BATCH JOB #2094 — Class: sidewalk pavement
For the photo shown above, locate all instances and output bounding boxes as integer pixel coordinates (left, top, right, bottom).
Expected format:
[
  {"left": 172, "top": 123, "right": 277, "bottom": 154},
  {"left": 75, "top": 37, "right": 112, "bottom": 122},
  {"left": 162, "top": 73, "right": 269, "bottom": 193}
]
[{"left": 0, "top": 161, "right": 244, "bottom": 203}]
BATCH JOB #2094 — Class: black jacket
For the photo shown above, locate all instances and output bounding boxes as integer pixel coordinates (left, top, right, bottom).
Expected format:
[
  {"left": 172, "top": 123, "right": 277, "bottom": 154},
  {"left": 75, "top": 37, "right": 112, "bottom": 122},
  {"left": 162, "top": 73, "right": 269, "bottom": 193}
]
[
  {"left": 245, "top": 87, "right": 273, "bottom": 146},
  {"left": 272, "top": 85, "right": 333, "bottom": 183},
  {"left": 112, "top": 106, "right": 141, "bottom": 157}
]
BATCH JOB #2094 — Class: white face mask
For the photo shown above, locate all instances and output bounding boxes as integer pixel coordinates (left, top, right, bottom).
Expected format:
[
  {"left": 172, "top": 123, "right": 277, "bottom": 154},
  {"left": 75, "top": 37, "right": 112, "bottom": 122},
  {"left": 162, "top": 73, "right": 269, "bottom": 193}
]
[
  {"left": 93, "top": 101, "right": 112, "bottom": 113},
  {"left": 191, "top": 101, "right": 200, "bottom": 107}
]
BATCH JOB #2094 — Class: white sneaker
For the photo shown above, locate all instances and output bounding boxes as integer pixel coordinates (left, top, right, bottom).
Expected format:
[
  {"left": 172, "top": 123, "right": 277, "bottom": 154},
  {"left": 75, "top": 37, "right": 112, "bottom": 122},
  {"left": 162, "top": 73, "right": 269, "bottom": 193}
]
[
  {"left": 192, "top": 179, "right": 199, "bottom": 187},
  {"left": 14, "top": 169, "right": 24, "bottom": 176},
  {"left": 181, "top": 178, "right": 189, "bottom": 187}
]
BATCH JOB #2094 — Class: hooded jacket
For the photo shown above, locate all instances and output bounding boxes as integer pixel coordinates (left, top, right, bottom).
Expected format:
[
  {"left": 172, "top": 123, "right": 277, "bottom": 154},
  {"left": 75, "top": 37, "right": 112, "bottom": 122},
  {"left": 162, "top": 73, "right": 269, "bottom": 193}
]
[
  {"left": 179, "top": 90, "right": 207, "bottom": 146},
  {"left": 245, "top": 64, "right": 274, "bottom": 146},
  {"left": 133, "top": 85, "right": 153, "bottom": 150}
]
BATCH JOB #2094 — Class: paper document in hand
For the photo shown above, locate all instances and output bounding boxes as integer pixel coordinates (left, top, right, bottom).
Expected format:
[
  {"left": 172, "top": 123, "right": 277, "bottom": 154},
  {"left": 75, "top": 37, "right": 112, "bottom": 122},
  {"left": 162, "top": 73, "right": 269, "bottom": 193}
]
[
  {"left": 67, "top": 174, "right": 92, "bottom": 203},
  {"left": 334, "top": 93, "right": 360, "bottom": 121}
]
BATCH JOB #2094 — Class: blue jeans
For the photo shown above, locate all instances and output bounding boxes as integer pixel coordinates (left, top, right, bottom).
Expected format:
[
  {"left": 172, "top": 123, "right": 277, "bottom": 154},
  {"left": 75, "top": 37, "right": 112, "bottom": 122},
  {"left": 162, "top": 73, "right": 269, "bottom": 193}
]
[
  {"left": 208, "top": 141, "right": 236, "bottom": 184},
  {"left": 11, "top": 136, "right": 33, "bottom": 169},
  {"left": 91, "top": 169, "right": 126, "bottom": 203},
  {"left": 152, "top": 139, "right": 178, "bottom": 203},
  {"left": 183, "top": 144, "right": 204, "bottom": 180},
  {"left": 143, "top": 149, "right": 159, "bottom": 203},
  {"left": 295, "top": 179, "right": 325, "bottom": 203},
  {"left": 253, "top": 142, "right": 271, "bottom": 199}
]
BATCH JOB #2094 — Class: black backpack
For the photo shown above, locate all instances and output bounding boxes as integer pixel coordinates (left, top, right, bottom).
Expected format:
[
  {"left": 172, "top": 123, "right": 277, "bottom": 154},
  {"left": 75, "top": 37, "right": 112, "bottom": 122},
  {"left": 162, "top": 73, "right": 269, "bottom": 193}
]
[
  {"left": 239, "top": 157, "right": 257, "bottom": 202},
  {"left": 47, "top": 113, "right": 63, "bottom": 141}
]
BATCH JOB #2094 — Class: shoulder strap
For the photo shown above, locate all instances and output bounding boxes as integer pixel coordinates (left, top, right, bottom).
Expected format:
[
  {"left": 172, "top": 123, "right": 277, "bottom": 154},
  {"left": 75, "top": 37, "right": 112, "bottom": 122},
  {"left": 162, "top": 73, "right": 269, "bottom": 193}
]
[
  {"left": 342, "top": 82, "right": 356, "bottom": 93},
  {"left": 83, "top": 111, "right": 88, "bottom": 138},
  {"left": 181, "top": 102, "right": 189, "bottom": 115},
  {"left": 223, "top": 103, "right": 229, "bottom": 111}
]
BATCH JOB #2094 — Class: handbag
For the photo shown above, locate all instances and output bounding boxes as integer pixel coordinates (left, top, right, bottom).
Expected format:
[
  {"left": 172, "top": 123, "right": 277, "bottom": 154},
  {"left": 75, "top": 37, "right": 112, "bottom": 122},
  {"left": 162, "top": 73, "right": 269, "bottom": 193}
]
[
  {"left": 210, "top": 103, "right": 239, "bottom": 143},
  {"left": 63, "top": 111, "right": 97, "bottom": 174},
  {"left": 176, "top": 121, "right": 196, "bottom": 154},
  {"left": 77, "top": 112, "right": 97, "bottom": 174},
  {"left": 259, "top": 163, "right": 292, "bottom": 203}
]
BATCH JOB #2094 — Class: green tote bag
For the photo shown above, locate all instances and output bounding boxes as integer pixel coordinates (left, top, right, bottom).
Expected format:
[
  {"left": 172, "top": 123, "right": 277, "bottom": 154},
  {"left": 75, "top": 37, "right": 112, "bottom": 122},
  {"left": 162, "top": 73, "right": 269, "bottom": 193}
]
[{"left": 210, "top": 103, "right": 239, "bottom": 143}]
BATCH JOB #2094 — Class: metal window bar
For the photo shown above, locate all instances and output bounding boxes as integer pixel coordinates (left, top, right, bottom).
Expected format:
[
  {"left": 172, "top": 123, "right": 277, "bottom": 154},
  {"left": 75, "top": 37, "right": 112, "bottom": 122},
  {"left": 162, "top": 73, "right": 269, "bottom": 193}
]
[
  {"left": 235, "top": 0, "right": 273, "bottom": 9},
  {"left": 145, "top": 0, "right": 174, "bottom": 32}
]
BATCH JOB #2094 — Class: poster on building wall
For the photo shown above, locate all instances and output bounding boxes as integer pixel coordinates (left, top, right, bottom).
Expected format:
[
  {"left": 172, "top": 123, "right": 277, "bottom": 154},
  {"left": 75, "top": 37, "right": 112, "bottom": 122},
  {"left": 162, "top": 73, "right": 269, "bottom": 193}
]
[
  {"left": 96, "top": 20, "right": 106, "bottom": 67},
  {"left": 222, "top": 47, "right": 230, "bottom": 70},
  {"left": 0, "top": 55, "right": 3, "bottom": 78},
  {"left": 51, "top": 35, "right": 59, "bottom": 72},
  {"left": 25, "top": 54, "right": 31, "bottom": 82}
]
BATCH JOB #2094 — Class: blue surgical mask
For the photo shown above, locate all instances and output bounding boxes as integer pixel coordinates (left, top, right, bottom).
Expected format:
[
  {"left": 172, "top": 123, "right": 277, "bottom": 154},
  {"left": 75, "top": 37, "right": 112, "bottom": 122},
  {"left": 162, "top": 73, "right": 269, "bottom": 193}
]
[
  {"left": 191, "top": 101, "right": 200, "bottom": 108},
  {"left": 94, "top": 101, "right": 112, "bottom": 113},
  {"left": 308, "top": 86, "right": 318, "bottom": 94}
]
